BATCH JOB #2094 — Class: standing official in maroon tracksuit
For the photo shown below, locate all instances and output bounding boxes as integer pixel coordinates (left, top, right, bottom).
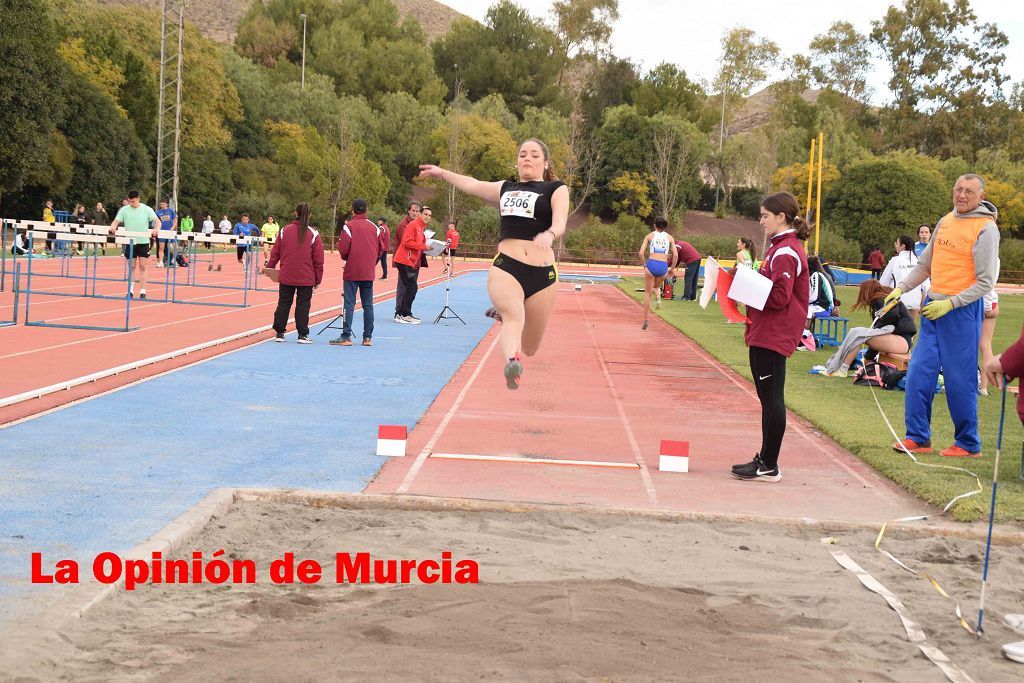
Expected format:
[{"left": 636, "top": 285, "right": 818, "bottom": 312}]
[
  {"left": 732, "top": 192, "right": 810, "bottom": 482},
  {"left": 265, "top": 202, "right": 324, "bottom": 344},
  {"left": 332, "top": 198, "right": 387, "bottom": 346}
]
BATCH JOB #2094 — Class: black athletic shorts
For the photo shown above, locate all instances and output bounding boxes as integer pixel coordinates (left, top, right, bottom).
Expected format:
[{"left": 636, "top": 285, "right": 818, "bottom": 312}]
[
  {"left": 492, "top": 252, "right": 557, "bottom": 299},
  {"left": 123, "top": 243, "right": 151, "bottom": 259},
  {"left": 237, "top": 245, "right": 247, "bottom": 261}
]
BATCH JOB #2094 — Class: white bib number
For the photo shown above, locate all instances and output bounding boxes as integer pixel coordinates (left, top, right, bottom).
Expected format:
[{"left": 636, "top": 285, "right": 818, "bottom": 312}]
[{"left": 500, "top": 191, "right": 540, "bottom": 219}]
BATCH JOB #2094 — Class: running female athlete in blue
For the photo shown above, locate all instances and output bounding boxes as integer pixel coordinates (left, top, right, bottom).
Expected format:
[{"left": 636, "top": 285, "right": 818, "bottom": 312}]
[{"left": 638, "top": 218, "right": 676, "bottom": 330}]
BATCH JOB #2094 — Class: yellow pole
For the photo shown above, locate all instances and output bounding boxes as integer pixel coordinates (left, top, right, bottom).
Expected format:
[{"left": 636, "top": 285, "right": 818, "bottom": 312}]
[
  {"left": 805, "top": 138, "right": 815, "bottom": 227},
  {"left": 815, "top": 132, "right": 824, "bottom": 256}
]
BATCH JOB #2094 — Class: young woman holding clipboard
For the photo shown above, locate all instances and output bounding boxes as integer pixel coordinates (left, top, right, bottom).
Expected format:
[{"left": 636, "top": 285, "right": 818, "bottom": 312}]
[{"left": 732, "top": 192, "right": 810, "bottom": 482}]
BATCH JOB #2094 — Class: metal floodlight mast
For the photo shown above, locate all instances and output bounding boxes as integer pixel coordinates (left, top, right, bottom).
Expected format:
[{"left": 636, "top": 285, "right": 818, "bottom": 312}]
[{"left": 155, "top": 0, "right": 187, "bottom": 212}]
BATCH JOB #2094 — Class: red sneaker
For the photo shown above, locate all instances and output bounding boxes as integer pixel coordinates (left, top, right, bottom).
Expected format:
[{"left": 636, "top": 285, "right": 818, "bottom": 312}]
[
  {"left": 940, "top": 445, "right": 982, "bottom": 458},
  {"left": 892, "top": 438, "right": 933, "bottom": 454}
]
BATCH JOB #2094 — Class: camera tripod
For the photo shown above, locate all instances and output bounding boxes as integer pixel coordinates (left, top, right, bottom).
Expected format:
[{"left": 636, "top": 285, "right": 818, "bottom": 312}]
[{"left": 433, "top": 246, "right": 464, "bottom": 325}]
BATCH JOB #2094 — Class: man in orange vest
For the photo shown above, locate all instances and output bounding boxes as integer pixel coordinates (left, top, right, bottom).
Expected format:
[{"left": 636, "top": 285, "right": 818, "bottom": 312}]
[{"left": 887, "top": 174, "right": 1000, "bottom": 458}]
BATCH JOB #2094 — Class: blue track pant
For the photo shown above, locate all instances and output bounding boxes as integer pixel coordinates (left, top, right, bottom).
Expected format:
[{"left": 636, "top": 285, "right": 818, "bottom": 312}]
[{"left": 904, "top": 298, "right": 983, "bottom": 452}]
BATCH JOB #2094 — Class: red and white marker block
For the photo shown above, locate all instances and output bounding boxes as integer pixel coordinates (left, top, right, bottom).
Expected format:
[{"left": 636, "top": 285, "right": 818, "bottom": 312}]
[
  {"left": 377, "top": 425, "right": 408, "bottom": 457},
  {"left": 658, "top": 440, "right": 689, "bottom": 473}
]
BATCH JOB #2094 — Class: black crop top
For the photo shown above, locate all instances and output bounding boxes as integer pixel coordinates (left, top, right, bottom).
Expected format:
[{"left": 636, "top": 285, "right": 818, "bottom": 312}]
[{"left": 498, "top": 179, "right": 566, "bottom": 241}]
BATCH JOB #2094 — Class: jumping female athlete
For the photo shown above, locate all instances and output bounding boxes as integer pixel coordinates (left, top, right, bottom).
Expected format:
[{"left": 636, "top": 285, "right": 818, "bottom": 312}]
[{"left": 418, "top": 139, "right": 569, "bottom": 390}]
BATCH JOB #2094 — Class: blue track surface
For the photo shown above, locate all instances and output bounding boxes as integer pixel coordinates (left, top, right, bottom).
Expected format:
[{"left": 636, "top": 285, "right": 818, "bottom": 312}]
[{"left": 0, "top": 271, "right": 492, "bottom": 602}]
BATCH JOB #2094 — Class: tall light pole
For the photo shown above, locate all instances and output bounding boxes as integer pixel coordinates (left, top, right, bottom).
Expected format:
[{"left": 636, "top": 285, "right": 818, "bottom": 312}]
[{"left": 300, "top": 12, "right": 307, "bottom": 91}]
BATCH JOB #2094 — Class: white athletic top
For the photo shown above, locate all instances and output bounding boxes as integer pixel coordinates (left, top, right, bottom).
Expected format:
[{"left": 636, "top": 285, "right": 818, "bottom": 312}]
[
  {"left": 649, "top": 231, "right": 671, "bottom": 255},
  {"left": 880, "top": 250, "right": 926, "bottom": 310}
]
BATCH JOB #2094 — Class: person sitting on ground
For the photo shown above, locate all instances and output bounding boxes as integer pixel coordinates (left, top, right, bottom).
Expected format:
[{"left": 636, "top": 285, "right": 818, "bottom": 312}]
[
  {"left": 638, "top": 217, "right": 676, "bottom": 330},
  {"left": 827, "top": 280, "right": 916, "bottom": 378},
  {"left": 880, "top": 235, "right": 925, "bottom": 322}
]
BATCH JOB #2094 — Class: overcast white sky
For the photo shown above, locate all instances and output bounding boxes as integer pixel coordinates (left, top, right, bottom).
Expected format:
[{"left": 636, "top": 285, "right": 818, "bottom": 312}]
[{"left": 437, "top": 0, "right": 1024, "bottom": 105}]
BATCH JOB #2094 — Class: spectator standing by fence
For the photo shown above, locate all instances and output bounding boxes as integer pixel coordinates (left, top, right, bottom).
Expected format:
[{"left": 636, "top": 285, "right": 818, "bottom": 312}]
[
  {"left": 375, "top": 217, "right": 390, "bottom": 280},
  {"left": 331, "top": 198, "right": 385, "bottom": 347}
]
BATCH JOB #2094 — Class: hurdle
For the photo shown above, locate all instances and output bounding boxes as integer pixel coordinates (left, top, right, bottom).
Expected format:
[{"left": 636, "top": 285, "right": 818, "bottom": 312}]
[
  {"left": 22, "top": 230, "right": 139, "bottom": 332},
  {"left": 166, "top": 232, "right": 255, "bottom": 308},
  {"left": 0, "top": 261, "right": 21, "bottom": 328}
]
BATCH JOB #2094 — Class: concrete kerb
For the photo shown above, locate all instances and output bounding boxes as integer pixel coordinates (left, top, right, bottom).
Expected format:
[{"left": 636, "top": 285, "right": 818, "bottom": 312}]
[
  {"left": 233, "top": 488, "right": 1024, "bottom": 546},
  {"left": 75, "top": 487, "right": 236, "bottom": 617}
]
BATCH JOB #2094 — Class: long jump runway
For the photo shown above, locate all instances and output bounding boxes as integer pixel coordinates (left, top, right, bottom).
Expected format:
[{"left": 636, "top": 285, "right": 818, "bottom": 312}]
[{"left": 368, "top": 282, "right": 926, "bottom": 523}]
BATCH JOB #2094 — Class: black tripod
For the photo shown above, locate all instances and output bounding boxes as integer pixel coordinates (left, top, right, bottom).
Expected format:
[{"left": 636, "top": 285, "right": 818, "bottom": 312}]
[
  {"left": 317, "top": 292, "right": 345, "bottom": 335},
  {"left": 433, "top": 246, "right": 464, "bottom": 325}
]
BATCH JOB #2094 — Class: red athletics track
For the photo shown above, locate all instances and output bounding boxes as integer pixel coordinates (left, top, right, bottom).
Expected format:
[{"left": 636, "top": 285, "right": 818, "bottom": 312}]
[
  {"left": 367, "top": 281, "right": 927, "bottom": 523},
  {"left": 0, "top": 251, "right": 463, "bottom": 425}
]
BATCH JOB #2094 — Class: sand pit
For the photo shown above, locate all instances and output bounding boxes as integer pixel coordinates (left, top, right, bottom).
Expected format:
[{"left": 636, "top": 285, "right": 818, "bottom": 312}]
[{"left": 5, "top": 498, "right": 1024, "bottom": 681}]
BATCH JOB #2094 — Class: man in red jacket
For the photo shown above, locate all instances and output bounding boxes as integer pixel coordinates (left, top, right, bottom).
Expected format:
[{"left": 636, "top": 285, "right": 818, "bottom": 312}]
[
  {"left": 393, "top": 205, "right": 431, "bottom": 324},
  {"left": 393, "top": 202, "right": 421, "bottom": 320},
  {"left": 670, "top": 239, "right": 701, "bottom": 300},
  {"left": 332, "top": 198, "right": 386, "bottom": 346}
]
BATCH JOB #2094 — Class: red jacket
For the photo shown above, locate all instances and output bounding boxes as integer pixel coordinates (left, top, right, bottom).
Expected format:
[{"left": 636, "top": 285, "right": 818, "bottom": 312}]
[
  {"left": 446, "top": 227, "right": 460, "bottom": 249},
  {"left": 392, "top": 216, "right": 411, "bottom": 266},
  {"left": 868, "top": 250, "right": 885, "bottom": 269},
  {"left": 377, "top": 224, "right": 390, "bottom": 253},
  {"left": 998, "top": 323, "right": 1024, "bottom": 424},
  {"left": 744, "top": 230, "right": 809, "bottom": 357},
  {"left": 394, "top": 217, "right": 428, "bottom": 268},
  {"left": 265, "top": 221, "right": 324, "bottom": 287},
  {"left": 675, "top": 241, "right": 700, "bottom": 265},
  {"left": 337, "top": 213, "right": 386, "bottom": 281}
]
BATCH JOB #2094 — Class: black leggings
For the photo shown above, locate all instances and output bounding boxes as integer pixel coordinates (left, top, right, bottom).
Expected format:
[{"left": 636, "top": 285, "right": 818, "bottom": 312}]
[
  {"left": 273, "top": 284, "right": 313, "bottom": 337},
  {"left": 749, "top": 346, "right": 788, "bottom": 469}
]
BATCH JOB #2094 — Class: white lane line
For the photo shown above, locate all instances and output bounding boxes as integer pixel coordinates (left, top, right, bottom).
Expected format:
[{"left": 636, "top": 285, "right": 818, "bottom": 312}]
[
  {"left": 574, "top": 291, "right": 659, "bottom": 506},
  {"left": 396, "top": 330, "right": 502, "bottom": 494}
]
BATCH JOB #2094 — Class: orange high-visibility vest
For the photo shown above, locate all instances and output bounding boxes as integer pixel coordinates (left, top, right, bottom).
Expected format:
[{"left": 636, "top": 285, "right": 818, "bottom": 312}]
[{"left": 930, "top": 212, "right": 988, "bottom": 295}]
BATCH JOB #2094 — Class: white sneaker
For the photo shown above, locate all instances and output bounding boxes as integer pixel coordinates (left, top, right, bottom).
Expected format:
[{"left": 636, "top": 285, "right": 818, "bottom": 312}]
[
  {"left": 156, "top": 262, "right": 164, "bottom": 268},
  {"left": 1004, "top": 640, "right": 1024, "bottom": 664},
  {"left": 1006, "top": 614, "right": 1024, "bottom": 634},
  {"left": 394, "top": 314, "right": 409, "bottom": 324},
  {"left": 404, "top": 315, "right": 422, "bottom": 325}
]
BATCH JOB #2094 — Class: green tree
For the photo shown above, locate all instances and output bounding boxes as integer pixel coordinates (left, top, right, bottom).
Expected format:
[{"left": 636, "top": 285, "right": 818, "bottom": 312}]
[
  {"left": 593, "top": 105, "right": 654, "bottom": 214},
  {"left": 807, "top": 21, "right": 872, "bottom": 106},
  {"left": 179, "top": 147, "right": 235, "bottom": 213},
  {"left": 608, "top": 171, "right": 654, "bottom": 218},
  {"left": 549, "top": 0, "right": 619, "bottom": 85},
  {"left": 433, "top": 1, "right": 561, "bottom": 116},
  {"left": 59, "top": 71, "right": 150, "bottom": 207},
  {"left": 631, "top": 63, "right": 705, "bottom": 120},
  {"left": 870, "top": 0, "right": 1009, "bottom": 155},
  {"left": 646, "top": 114, "right": 708, "bottom": 222},
  {"left": 235, "top": 13, "right": 297, "bottom": 67},
  {"left": 579, "top": 56, "right": 638, "bottom": 131},
  {"left": 825, "top": 159, "right": 948, "bottom": 249},
  {"left": 712, "top": 27, "right": 780, "bottom": 141},
  {"left": 0, "top": 0, "right": 67, "bottom": 201}
]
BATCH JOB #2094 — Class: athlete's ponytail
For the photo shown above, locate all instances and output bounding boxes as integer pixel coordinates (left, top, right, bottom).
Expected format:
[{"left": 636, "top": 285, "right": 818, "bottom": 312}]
[{"left": 295, "top": 202, "right": 310, "bottom": 244}]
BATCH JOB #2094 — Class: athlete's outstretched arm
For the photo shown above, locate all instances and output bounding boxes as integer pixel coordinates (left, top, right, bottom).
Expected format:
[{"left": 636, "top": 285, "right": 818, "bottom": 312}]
[
  {"left": 532, "top": 185, "right": 570, "bottom": 250},
  {"left": 418, "top": 165, "right": 503, "bottom": 204}
]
